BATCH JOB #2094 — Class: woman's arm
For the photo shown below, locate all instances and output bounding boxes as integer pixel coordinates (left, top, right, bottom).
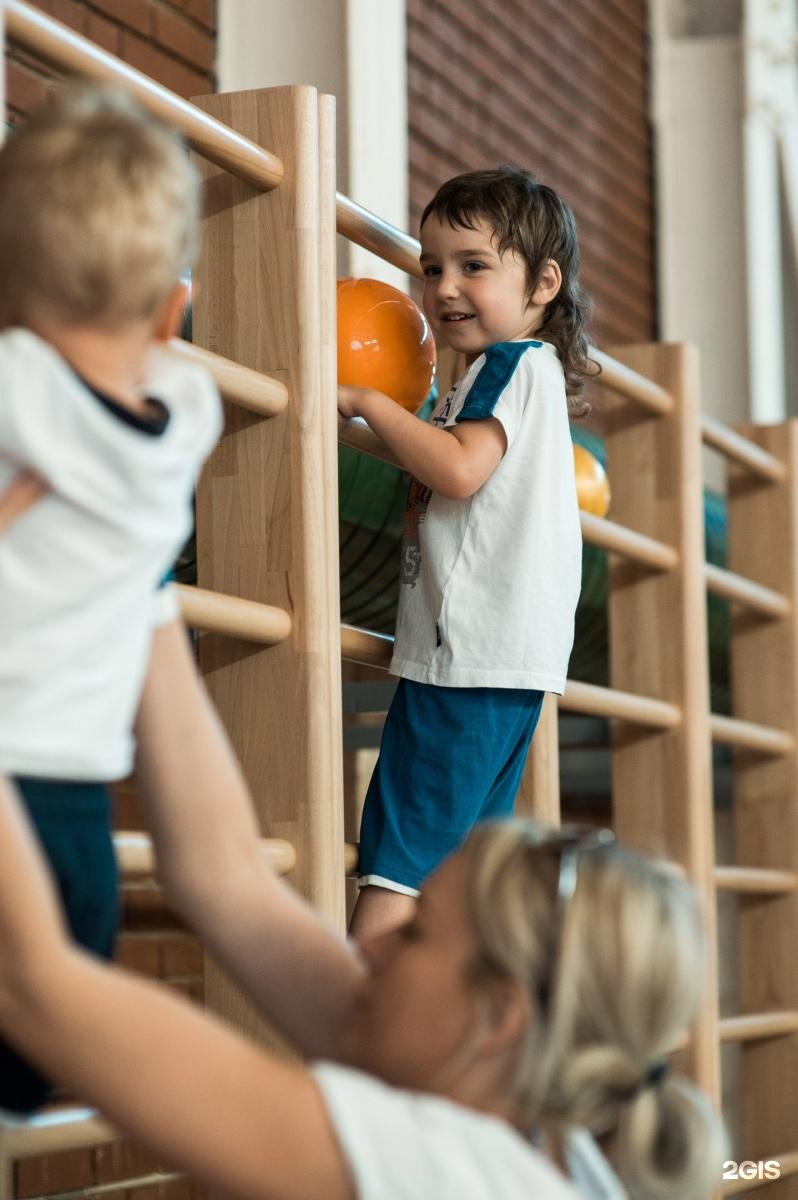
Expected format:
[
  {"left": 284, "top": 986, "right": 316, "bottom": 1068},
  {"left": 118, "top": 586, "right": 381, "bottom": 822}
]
[
  {"left": 0, "top": 780, "right": 352, "bottom": 1200},
  {"left": 133, "top": 618, "right": 366, "bottom": 1059}
]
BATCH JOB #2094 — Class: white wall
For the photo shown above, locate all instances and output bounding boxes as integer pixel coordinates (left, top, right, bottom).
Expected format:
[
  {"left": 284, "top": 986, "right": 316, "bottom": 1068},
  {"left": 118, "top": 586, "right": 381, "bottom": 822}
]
[
  {"left": 218, "top": 0, "right": 409, "bottom": 288},
  {"left": 651, "top": 0, "right": 798, "bottom": 427},
  {"left": 652, "top": 34, "right": 749, "bottom": 429},
  {"left": 218, "top": 0, "right": 349, "bottom": 187},
  {"left": 345, "top": 0, "right": 408, "bottom": 287}
]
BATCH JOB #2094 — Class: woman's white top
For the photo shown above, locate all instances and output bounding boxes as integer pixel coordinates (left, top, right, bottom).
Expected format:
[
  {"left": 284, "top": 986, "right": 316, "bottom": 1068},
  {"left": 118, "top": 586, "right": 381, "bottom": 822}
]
[
  {"left": 313, "top": 1062, "right": 625, "bottom": 1199},
  {"left": 0, "top": 329, "right": 221, "bottom": 780}
]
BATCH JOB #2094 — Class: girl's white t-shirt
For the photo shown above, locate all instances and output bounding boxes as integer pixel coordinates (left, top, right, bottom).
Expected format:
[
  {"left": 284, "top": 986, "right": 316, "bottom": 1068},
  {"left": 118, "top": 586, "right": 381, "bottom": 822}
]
[
  {"left": 313, "top": 1062, "right": 625, "bottom": 1199},
  {"left": 391, "top": 341, "right": 582, "bottom": 693}
]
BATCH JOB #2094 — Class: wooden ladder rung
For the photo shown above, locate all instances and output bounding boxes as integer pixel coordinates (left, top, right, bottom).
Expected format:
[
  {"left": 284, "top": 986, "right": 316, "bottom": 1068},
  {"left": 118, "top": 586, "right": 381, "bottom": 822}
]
[
  {"left": 114, "top": 832, "right": 297, "bottom": 877},
  {"left": 700, "top": 413, "right": 786, "bottom": 482},
  {"left": 704, "top": 563, "right": 790, "bottom": 619},
  {"left": 709, "top": 714, "right": 794, "bottom": 756},
  {"left": 341, "top": 624, "right": 393, "bottom": 670},
  {"left": 115, "top": 833, "right": 359, "bottom": 879},
  {"left": 0, "top": 1106, "right": 115, "bottom": 1159},
  {"left": 559, "top": 681, "right": 681, "bottom": 729},
  {"left": 579, "top": 512, "right": 678, "bottom": 571},
  {"left": 719, "top": 1011, "right": 798, "bottom": 1043},
  {"left": 714, "top": 866, "right": 798, "bottom": 895},
  {"left": 589, "top": 347, "right": 675, "bottom": 415},
  {"left": 176, "top": 585, "right": 292, "bottom": 646},
  {"left": 168, "top": 338, "right": 288, "bottom": 418}
]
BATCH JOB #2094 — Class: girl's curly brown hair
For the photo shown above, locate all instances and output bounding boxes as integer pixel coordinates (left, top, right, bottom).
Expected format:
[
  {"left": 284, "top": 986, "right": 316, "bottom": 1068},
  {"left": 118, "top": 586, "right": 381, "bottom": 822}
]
[{"left": 420, "top": 166, "right": 599, "bottom": 414}]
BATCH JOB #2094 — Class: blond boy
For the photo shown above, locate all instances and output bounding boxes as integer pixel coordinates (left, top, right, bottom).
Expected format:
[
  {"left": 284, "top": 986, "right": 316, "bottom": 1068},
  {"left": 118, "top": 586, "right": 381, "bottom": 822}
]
[{"left": 0, "top": 84, "right": 222, "bottom": 1109}]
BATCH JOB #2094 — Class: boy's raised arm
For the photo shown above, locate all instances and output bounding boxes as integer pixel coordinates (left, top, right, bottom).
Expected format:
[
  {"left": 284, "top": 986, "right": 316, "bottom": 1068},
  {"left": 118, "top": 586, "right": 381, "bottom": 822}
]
[{"left": 133, "top": 618, "right": 366, "bottom": 1060}]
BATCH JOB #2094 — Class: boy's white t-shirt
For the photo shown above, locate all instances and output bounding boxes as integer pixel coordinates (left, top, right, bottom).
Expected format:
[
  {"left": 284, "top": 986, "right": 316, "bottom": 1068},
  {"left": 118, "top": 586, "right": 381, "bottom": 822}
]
[
  {"left": 0, "top": 329, "right": 222, "bottom": 781},
  {"left": 313, "top": 1062, "right": 626, "bottom": 1199},
  {"left": 391, "top": 341, "right": 582, "bottom": 693}
]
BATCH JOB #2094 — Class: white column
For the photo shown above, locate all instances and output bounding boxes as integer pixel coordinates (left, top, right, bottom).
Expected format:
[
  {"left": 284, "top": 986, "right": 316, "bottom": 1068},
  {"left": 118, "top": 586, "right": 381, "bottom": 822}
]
[
  {"left": 742, "top": 0, "right": 797, "bottom": 422},
  {"left": 652, "top": 31, "right": 748, "bottom": 429},
  {"left": 743, "top": 106, "right": 785, "bottom": 422},
  {"left": 650, "top": 0, "right": 798, "bottom": 426},
  {"left": 1, "top": 0, "right": 6, "bottom": 146},
  {"left": 218, "top": 0, "right": 410, "bottom": 289},
  {"left": 345, "top": 0, "right": 409, "bottom": 288}
]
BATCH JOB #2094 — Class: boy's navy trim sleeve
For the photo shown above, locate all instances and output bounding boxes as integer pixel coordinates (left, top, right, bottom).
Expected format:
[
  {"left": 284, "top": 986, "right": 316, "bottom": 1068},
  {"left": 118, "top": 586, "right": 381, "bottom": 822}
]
[{"left": 455, "top": 341, "right": 543, "bottom": 422}]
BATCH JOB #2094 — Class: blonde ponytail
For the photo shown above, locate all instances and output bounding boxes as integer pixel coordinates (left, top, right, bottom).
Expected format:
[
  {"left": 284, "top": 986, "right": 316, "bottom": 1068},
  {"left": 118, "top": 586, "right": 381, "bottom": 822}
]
[
  {"left": 461, "top": 821, "right": 727, "bottom": 1199},
  {"left": 615, "top": 1077, "right": 726, "bottom": 1199}
]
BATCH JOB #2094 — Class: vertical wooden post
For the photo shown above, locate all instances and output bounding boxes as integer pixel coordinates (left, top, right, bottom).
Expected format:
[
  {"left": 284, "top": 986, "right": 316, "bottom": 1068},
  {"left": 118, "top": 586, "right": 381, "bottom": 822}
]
[
  {"left": 604, "top": 343, "right": 720, "bottom": 1102},
  {"left": 192, "top": 86, "right": 344, "bottom": 936},
  {"left": 727, "top": 422, "right": 798, "bottom": 1178},
  {"left": 516, "top": 694, "right": 560, "bottom": 825}
]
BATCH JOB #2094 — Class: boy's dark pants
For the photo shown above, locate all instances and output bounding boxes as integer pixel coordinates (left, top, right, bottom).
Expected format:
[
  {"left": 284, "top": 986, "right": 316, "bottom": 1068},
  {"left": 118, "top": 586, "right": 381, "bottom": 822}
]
[{"left": 0, "top": 778, "right": 117, "bottom": 1113}]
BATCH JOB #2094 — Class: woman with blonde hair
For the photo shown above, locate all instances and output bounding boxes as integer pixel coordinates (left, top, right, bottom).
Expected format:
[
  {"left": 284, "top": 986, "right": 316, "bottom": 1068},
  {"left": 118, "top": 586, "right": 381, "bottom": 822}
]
[
  {"left": 0, "top": 590, "right": 724, "bottom": 1199},
  {"left": 459, "top": 822, "right": 725, "bottom": 1197},
  {"left": 0, "top": 701, "right": 725, "bottom": 1200}
]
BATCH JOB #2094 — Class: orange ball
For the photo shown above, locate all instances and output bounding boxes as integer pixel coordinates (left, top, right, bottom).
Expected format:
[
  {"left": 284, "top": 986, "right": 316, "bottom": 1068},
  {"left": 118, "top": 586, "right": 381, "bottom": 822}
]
[
  {"left": 573, "top": 444, "right": 611, "bottom": 518},
  {"left": 337, "top": 277, "right": 436, "bottom": 414}
]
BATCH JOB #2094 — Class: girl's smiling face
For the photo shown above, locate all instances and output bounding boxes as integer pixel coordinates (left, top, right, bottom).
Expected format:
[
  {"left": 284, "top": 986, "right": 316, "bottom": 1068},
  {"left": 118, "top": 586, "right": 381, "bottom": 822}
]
[{"left": 420, "top": 215, "right": 546, "bottom": 365}]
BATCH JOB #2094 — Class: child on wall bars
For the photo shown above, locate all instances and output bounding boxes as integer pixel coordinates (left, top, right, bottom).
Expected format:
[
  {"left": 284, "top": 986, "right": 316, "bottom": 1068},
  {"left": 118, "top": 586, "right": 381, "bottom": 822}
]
[
  {"left": 0, "top": 85, "right": 222, "bottom": 1111},
  {"left": 338, "top": 167, "right": 595, "bottom": 940}
]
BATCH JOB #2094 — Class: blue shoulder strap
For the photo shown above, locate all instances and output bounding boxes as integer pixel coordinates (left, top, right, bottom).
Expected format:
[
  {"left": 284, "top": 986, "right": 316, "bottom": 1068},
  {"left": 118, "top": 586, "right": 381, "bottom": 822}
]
[{"left": 455, "top": 341, "right": 543, "bottom": 422}]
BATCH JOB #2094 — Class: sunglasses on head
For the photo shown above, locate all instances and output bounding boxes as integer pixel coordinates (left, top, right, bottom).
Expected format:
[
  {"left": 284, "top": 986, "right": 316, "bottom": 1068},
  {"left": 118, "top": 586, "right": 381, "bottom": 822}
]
[{"left": 535, "top": 826, "right": 616, "bottom": 1021}]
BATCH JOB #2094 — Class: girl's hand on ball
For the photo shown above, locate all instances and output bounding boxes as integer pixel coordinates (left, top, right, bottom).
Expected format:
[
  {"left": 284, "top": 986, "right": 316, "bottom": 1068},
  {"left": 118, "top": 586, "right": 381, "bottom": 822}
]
[{"left": 337, "top": 384, "right": 369, "bottom": 419}]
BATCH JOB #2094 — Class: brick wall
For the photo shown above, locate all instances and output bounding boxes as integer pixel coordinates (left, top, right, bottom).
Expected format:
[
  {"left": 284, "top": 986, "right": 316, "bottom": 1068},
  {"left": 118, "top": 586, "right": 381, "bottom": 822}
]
[
  {"left": 5, "top": 0, "right": 216, "bottom": 126},
  {"left": 407, "top": 0, "right": 655, "bottom": 348}
]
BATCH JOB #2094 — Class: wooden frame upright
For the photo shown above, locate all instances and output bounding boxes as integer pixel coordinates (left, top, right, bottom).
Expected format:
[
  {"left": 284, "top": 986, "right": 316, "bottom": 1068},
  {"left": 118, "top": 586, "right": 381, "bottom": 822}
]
[
  {"left": 192, "top": 86, "right": 345, "bottom": 935},
  {"left": 603, "top": 342, "right": 720, "bottom": 1104},
  {"left": 728, "top": 424, "right": 798, "bottom": 1194}
]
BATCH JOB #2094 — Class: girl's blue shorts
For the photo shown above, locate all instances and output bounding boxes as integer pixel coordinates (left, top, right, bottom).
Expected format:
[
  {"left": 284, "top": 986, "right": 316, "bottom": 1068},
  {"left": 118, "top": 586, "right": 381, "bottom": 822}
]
[{"left": 358, "top": 678, "right": 544, "bottom": 894}]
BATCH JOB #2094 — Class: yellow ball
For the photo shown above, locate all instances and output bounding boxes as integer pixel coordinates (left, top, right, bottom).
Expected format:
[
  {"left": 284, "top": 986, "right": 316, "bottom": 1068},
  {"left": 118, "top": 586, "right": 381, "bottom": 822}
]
[{"left": 573, "top": 444, "right": 611, "bottom": 518}]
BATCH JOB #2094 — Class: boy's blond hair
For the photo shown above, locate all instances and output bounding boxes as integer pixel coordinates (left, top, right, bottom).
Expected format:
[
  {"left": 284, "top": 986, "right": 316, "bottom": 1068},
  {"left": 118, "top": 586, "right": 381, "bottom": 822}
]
[{"left": 0, "top": 84, "right": 199, "bottom": 329}]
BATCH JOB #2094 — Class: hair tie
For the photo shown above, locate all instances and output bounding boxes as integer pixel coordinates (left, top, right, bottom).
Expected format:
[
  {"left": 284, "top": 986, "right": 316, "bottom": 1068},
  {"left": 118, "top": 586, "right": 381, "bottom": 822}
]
[{"left": 644, "top": 1059, "right": 669, "bottom": 1089}]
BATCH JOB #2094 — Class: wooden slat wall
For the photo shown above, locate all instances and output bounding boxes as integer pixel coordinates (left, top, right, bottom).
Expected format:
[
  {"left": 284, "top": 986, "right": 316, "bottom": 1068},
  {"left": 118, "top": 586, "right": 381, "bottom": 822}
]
[{"left": 407, "top": 0, "right": 655, "bottom": 346}]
